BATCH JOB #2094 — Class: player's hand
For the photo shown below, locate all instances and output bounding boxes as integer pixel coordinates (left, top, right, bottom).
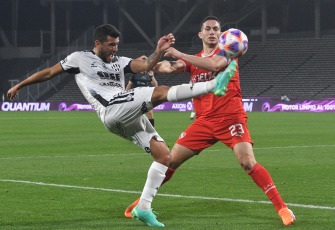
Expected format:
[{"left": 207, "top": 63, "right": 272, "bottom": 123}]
[
  {"left": 164, "top": 47, "right": 183, "bottom": 59},
  {"left": 7, "top": 86, "right": 20, "bottom": 101},
  {"left": 136, "top": 55, "right": 147, "bottom": 61},
  {"left": 148, "top": 70, "right": 154, "bottom": 76},
  {"left": 157, "top": 33, "right": 175, "bottom": 52}
]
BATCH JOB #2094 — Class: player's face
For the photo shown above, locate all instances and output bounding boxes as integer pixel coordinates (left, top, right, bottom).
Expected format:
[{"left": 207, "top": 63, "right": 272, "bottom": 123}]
[
  {"left": 199, "top": 20, "right": 221, "bottom": 47},
  {"left": 97, "top": 36, "right": 119, "bottom": 63}
]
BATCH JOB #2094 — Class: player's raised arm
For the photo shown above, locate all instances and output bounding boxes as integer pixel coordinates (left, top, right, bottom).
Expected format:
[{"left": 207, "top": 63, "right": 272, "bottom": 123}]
[
  {"left": 164, "top": 47, "right": 229, "bottom": 72},
  {"left": 130, "top": 33, "right": 175, "bottom": 73},
  {"left": 7, "top": 63, "right": 64, "bottom": 101},
  {"left": 152, "top": 60, "right": 184, "bottom": 74}
]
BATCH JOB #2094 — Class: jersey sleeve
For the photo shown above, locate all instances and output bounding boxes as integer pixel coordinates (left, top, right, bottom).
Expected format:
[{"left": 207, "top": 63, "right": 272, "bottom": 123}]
[
  {"left": 118, "top": 56, "right": 134, "bottom": 74},
  {"left": 176, "top": 59, "right": 190, "bottom": 72},
  {"left": 215, "top": 50, "right": 232, "bottom": 63},
  {"left": 60, "top": 51, "right": 81, "bottom": 74}
]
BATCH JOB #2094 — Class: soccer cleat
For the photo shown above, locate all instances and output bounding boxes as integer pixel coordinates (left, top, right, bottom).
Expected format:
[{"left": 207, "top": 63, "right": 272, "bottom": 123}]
[
  {"left": 131, "top": 205, "right": 165, "bottom": 227},
  {"left": 124, "top": 197, "right": 140, "bottom": 218},
  {"left": 278, "top": 207, "right": 296, "bottom": 225},
  {"left": 212, "top": 60, "right": 237, "bottom": 96}
]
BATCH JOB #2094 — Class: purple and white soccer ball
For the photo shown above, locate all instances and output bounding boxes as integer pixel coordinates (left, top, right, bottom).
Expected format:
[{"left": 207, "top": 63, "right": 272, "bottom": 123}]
[{"left": 219, "top": 28, "right": 248, "bottom": 58}]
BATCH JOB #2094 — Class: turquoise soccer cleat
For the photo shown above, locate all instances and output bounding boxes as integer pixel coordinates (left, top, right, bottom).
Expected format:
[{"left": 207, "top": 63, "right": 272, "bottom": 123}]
[
  {"left": 212, "top": 60, "right": 238, "bottom": 96},
  {"left": 131, "top": 205, "right": 165, "bottom": 227}
]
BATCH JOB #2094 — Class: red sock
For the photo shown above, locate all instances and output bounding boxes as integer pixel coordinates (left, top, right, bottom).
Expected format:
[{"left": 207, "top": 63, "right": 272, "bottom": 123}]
[
  {"left": 248, "top": 163, "right": 287, "bottom": 212},
  {"left": 161, "top": 167, "right": 176, "bottom": 187}
]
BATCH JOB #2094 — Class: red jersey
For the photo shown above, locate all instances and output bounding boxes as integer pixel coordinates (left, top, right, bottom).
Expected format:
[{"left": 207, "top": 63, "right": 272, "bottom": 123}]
[{"left": 179, "top": 47, "right": 246, "bottom": 118}]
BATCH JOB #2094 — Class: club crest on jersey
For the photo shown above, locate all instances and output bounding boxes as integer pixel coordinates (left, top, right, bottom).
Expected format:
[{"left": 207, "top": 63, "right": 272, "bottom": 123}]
[
  {"left": 110, "top": 63, "right": 121, "bottom": 72},
  {"left": 179, "top": 132, "right": 186, "bottom": 139}
]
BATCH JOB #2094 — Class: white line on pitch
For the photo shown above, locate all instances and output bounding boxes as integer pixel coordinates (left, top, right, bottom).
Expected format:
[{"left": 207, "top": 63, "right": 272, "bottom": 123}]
[
  {"left": 0, "top": 153, "right": 145, "bottom": 160},
  {"left": 1, "top": 144, "right": 334, "bottom": 160},
  {"left": 1, "top": 179, "right": 334, "bottom": 211}
]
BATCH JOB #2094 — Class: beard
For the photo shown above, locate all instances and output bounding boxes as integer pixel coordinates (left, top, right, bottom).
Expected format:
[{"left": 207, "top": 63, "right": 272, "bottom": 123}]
[{"left": 98, "top": 50, "right": 112, "bottom": 63}]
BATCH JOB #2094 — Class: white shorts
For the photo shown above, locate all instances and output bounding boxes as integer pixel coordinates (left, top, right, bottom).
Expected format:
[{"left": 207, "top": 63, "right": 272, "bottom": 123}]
[{"left": 82, "top": 86, "right": 164, "bottom": 153}]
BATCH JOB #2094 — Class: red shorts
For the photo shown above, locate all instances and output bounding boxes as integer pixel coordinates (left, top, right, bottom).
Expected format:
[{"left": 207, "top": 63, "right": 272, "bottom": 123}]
[{"left": 176, "top": 115, "right": 253, "bottom": 152}]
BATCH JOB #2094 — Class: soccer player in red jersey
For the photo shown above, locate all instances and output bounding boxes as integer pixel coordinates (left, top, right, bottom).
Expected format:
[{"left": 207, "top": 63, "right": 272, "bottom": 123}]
[{"left": 125, "top": 16, "right": 295, "bottom": 226}]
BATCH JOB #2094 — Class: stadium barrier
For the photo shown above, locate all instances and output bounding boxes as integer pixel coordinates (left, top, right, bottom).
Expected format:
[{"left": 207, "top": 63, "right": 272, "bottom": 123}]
[{"left": 1, "top": 98, "right": 335, "bottom": 112}]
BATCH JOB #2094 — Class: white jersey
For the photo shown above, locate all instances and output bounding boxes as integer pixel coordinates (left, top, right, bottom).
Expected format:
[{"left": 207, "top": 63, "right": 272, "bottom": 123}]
[
  {"left": 59, "top": 50, "right": 163, "bottom": 152},
  {"left": 60, "top": 50, "right": 133, "bottom": 103}
]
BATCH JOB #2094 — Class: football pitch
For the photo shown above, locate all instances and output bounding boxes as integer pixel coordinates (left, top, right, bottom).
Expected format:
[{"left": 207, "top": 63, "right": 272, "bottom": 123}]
[{"left": 0, "top": 111, "right": 334, "bottom": 229}]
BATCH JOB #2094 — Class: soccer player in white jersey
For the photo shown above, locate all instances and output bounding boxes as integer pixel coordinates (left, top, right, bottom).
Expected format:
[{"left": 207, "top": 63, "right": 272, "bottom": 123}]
[{"left": 7, "top": 24, "right": 237, "bottom": 227}]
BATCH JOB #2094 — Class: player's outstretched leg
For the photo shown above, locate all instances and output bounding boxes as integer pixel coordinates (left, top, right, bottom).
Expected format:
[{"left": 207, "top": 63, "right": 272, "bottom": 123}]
[
  {"left": 164, "top": 60, "right": 237, "bottom": 103},
  {"left": 278, "top": 207, "right": 296, "bottom": 225},
  {"left": 131, "top": 205, "right": 165, "bottom": 227},
  {"left": 212, "top": 60, "right": 237, "bottom": 96}
]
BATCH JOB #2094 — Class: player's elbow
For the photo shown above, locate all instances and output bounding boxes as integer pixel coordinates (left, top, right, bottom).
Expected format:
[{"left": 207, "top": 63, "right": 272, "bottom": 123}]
[{"left": 209, "top": 63, "right": 222, "bottom": 72}]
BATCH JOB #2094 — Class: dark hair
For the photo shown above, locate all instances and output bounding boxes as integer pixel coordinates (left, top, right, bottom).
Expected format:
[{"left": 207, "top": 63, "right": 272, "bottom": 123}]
[
  {"left": 200, "top": 16, "right": 221, "bottom": 30},
  {"left": 94, "top": 24, "right": 121, "bottom": 43}
]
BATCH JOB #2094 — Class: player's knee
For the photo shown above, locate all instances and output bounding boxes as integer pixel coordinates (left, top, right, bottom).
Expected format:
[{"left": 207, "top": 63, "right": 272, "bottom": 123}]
[
  {"left": 168, "top": 154, "right": 182, "bottom": 170},
  {"left": 239, "top": 159, "right": 256, "bottom": 172},
  {"left": 160, "top": 150, "right": 171, "bottom": 166},
  {"left": 152, "top": 86, "right": 170, "bottom": 106},
  {"left": 151, "top": 143, "right": 171, "bottom": 166},
  {"left": 168, "top": 161, "right": 180, "bottom": 170}
]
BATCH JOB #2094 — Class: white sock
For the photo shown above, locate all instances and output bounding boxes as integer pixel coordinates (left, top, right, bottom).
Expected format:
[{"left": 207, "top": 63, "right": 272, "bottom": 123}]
[
  {"left": 167, "top": 80, "right": 215, "bottom": 102},
  {"left": 138, "top": 161, "right": 168, "bottom": 211}
]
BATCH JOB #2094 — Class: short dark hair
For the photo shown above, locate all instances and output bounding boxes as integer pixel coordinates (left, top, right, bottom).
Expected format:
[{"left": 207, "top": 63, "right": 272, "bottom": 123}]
[
  {"left": 94, "top": 24, "right": 121, "bottom": 43},
  {"left": 200, "top": 16, "right": 221, "bottom": 30}
]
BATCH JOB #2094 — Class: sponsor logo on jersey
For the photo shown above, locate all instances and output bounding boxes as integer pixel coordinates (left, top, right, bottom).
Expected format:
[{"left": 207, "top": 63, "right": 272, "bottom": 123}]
[
  {"left": 91, "top": 61, "right": 98, "bottom": 67},
  {"left": 100, "top": 81, "right": 122, "bottom": 88},
  {"left": 191, "top": 72, "right": 215, "bottom": 83},
  {"left": 97, "top": 71, "right": 121, "bottom": 81}
]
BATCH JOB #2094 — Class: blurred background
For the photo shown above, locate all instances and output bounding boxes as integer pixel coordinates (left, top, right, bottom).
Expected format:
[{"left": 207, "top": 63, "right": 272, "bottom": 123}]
[{"left": 1, "top": 0, "right": 335, "bottom": 102}]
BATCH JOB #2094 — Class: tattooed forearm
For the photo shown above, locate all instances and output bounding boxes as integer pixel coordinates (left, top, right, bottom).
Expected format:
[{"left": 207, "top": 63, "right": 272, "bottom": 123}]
[{"left": 146, "top": 51, "right": 158, "bottom": 65}]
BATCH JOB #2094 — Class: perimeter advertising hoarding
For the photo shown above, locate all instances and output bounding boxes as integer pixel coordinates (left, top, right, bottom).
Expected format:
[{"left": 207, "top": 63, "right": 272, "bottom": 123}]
[{"left": 1, "top": 98, "right": 335, "bottom": 112}]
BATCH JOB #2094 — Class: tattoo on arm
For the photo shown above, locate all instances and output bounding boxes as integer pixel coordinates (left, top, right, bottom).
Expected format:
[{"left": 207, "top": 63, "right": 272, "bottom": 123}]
[{"left": 146, "top": 51, "right": 158, "bottom": 65}]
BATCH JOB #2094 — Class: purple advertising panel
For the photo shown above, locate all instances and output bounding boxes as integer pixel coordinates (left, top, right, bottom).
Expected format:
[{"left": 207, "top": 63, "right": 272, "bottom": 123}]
[
  {"left": 1, "top": 98, "right": 335, "bottom": 112},
  {"left": 0, "top": 102, "right": 94, "bottom": 112},
  {"left": 241, "top": 98, "right": 335, "bottom": 112}
]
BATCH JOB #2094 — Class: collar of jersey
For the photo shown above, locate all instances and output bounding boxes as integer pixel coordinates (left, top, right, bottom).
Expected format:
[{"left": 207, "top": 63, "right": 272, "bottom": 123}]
[{"left": 201, "top": 49, "right": 216, "bottom": 58}]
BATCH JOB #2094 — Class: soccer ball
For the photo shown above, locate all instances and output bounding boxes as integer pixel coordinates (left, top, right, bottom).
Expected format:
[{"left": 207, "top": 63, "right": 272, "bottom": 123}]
[{"left": 219, "top": 28, "right": 248, "bottom": 58}]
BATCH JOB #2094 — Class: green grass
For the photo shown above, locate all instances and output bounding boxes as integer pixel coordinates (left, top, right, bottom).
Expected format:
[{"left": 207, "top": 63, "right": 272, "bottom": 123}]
[{"left": 0, "top": 111, "right": 334, "bottom": 229}]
